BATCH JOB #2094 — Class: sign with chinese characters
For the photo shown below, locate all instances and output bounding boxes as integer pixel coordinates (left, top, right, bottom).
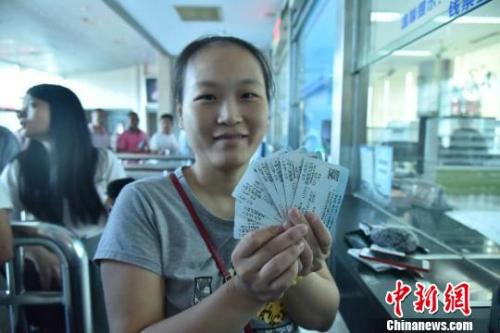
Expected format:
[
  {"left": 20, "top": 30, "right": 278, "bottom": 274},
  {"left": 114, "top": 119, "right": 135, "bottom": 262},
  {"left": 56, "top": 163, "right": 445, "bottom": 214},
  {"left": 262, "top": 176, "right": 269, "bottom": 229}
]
[
  {"left": 448, "top": 0, "right": 492, "bottom": 18},
  {"left": 401, "top": 0, "right": 446, "bottom": 30},
  {"left": 385, "top": 279, "right": 471, "bottom": 318},
  {"left": 401, "top": 0, "right": 492, "bottom": 30}
]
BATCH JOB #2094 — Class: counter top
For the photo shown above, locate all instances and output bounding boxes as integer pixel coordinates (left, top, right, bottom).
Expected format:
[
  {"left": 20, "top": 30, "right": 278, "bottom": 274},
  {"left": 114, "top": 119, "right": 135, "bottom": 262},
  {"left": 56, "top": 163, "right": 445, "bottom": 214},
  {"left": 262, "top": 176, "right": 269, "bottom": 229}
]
[{"left": 332, "top": 195, "right": 498, "bottom": 333}]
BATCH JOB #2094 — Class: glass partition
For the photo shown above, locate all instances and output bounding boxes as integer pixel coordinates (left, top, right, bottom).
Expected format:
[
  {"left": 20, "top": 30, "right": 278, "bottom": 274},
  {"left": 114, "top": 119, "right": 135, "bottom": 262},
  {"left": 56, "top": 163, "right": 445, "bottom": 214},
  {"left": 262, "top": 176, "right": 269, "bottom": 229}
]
[
  {"left": 293, "top": 0, "right": 337, "bottom": 155},
  {"left": 359, "top": 0, "right": 500, "bottom": 254}
]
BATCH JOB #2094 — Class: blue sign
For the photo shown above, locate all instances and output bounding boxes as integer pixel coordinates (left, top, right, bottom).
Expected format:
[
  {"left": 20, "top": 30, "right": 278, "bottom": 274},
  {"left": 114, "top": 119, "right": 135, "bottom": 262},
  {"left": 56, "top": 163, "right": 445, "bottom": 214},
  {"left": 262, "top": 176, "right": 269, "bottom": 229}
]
[
  {"left": 402, "top": 0, "right": 444, "bottom": 30},
  {"left": 401, "top": 0, "right": 492, "bottom": 30},
  {"left": 449, "top": 0, "right": 491, "bottom": 18}
]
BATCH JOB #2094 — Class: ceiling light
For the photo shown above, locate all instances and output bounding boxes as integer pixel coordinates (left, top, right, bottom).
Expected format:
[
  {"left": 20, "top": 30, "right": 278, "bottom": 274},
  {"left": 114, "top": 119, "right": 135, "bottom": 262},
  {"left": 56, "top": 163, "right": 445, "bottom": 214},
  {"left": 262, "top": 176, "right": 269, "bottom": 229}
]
[
  {"left": 435, "top": 16, "right": 500, "bottom": 24},
  {"left": 174, "top": 6, "right": 222, "bottom": 22},
  {"left": 393, "top": 50, "right": 432, "bottom": 57},
  {"left": 371, "top": 12, "right": 401, "bottom": 23}
]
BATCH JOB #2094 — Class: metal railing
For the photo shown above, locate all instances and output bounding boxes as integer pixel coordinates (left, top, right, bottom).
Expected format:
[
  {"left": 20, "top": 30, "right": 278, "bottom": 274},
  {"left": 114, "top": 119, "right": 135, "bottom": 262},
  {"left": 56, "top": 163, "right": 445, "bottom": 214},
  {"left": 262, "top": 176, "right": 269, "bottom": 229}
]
[
  {"left": 0, "top": 222, "right": 93, "bottom": 333},
  {"left": 117, "top": 153, "right": 195, "bottom": 178}
]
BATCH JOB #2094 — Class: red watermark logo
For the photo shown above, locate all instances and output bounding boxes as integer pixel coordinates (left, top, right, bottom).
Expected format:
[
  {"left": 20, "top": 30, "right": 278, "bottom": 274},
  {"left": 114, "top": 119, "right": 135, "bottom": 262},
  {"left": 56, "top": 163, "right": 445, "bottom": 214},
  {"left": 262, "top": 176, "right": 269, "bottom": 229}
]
[{"left": 385, "top": 280, "right": 471, "bottom": 318}]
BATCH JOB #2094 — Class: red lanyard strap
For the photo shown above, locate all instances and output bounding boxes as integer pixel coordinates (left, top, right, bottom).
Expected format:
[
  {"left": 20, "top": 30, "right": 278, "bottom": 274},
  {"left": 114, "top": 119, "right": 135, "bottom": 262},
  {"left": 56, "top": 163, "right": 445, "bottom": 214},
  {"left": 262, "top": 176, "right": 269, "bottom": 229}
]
[
  {"left": 169, "top": 173, "right": 255, "bottom": 333},
  {"left": 169, "top": 173, "right": 232, "bottom": 281}
]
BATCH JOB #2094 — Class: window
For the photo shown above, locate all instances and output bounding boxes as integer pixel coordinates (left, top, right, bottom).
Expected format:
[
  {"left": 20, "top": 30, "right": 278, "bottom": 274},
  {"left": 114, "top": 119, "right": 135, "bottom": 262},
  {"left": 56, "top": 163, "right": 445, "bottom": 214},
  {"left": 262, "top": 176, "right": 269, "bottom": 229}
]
[
  {"left": 366, "top": 0, "right": 500, "bottom": 210},
  {"left": 293, "top": 0, "right": 337, "bottom": 156}
]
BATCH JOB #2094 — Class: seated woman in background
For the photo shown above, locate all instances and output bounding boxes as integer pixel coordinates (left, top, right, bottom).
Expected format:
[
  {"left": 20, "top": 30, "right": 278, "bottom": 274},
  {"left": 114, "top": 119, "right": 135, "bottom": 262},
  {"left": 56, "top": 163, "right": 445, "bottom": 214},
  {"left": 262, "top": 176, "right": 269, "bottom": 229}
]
[
  {"left": 96, "top": 36, "right": 339, "bottom": 333},
  {"left": 0, "top": 84, "right": 126, "bottom": 331},
  {"left": 0, "top": 83, "right": 126, "bottom": 276}
]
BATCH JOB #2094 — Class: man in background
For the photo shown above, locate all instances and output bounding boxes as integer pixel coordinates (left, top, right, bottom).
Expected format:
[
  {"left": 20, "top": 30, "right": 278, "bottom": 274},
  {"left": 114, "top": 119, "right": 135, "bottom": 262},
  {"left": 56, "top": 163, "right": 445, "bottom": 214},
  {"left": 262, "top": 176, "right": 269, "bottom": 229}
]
[
  {"left": 116, "top": 112, "right": 149, "bottom": 153},
  {"left": 150, "top": 114, "right": 178, "bottom": 155},
  {"left": 88, "top": 109, "right": 111, "bottom": 149}
]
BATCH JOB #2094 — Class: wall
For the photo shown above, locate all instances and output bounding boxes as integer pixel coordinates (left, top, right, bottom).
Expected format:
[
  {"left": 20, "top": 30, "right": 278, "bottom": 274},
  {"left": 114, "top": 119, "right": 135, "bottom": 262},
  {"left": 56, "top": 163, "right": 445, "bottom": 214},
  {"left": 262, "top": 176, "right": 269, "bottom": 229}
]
[
  {"left": 65, "top": 65, "right": 148, "bottom": 131},
  {"left": 0, "top": 62, "right": 151, "bottom": 132}
]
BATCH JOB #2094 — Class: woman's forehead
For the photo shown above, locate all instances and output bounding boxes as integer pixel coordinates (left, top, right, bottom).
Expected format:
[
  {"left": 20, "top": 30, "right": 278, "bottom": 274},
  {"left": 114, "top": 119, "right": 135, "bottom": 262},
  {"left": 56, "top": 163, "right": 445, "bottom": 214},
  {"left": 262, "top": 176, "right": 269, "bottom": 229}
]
[{"left": 185, "top": 44, "right": 265, "bottom": 85}]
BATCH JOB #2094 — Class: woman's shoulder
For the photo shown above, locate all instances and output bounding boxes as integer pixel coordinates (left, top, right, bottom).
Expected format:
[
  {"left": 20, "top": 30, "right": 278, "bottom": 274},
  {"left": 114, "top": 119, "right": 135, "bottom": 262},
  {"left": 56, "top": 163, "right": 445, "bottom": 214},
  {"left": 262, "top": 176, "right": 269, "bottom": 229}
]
[
  {"left": 125, "top": 174, "right": 177, "bottom": 198},
  {"left": 0, "top": 158, "right": 20, "bottom": 185}
]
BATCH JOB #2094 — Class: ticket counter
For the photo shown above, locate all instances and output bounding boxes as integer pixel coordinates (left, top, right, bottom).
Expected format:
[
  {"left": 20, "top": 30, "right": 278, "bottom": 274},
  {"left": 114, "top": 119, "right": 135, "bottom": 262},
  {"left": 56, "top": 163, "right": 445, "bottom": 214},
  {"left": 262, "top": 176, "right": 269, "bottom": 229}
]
[
  {"left": 332, "top": 195, "right": 499, "bottom": 332},
  {"left": 326, "top": 1, "right": 500, "bottom": 331}
]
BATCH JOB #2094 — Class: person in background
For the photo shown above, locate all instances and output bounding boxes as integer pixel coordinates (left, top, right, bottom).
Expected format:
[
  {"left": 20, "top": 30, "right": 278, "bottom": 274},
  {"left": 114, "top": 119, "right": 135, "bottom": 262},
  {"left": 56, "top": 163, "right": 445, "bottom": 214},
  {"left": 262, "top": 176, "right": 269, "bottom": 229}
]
[
  {"left": 105, "top": 177, "right": 135, "bottom": 211},
  {"left": 150, "top": 114, "right": 179, "bottom": 155},
  {"left": 96, "top": 36, "right": 339, "bottom": 333},
  {"left": 0, "top": 182, "right": 13, "bottom": 333},
  {"left": 0, "top": 126, "right": 20, "bottom": 172},
  {"left": 88, "top": 108, "right": 111, "bottom": 149},
  {"left": 0, "top": 127, "right": 19, "bottom": 332},
  {"left": 0, "top": 182, "right": 13, "bottom": 265},
  {"left": 0, "top": 84, "right": 126, "bottom": 332},
  {"left": 116, "top": 112, "right": 149, "bottom": 153},
  {"left": 110, "top": 121, "right": 125, "bottom": 151}
]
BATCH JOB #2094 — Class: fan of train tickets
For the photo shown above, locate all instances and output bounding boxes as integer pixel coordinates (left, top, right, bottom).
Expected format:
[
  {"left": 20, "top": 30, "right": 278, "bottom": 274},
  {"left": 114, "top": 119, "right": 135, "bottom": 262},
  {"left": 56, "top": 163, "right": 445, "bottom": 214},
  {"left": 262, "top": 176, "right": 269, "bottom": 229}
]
[{"left": 233, "top": 150, "right": 349, "bottom": 239}]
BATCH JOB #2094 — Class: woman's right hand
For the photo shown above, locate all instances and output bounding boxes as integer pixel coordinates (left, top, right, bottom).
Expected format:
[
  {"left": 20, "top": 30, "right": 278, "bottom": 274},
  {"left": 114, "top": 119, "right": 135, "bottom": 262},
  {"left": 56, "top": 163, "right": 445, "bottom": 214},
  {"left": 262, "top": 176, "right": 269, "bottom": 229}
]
[
  {"left": 231, "top": 224, "right": 309, "bottom": 303},
  {"left": 25, "top": 246, "right": 61, "bottom": 290}
]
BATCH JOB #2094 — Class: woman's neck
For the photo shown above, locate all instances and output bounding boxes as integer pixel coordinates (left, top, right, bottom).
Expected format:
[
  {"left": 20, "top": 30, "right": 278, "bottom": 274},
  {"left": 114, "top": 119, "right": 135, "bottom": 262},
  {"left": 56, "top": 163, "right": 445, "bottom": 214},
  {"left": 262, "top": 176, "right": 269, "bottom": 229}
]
[{"left": 183, "top": 162, "right": 247, "bottom": 220}]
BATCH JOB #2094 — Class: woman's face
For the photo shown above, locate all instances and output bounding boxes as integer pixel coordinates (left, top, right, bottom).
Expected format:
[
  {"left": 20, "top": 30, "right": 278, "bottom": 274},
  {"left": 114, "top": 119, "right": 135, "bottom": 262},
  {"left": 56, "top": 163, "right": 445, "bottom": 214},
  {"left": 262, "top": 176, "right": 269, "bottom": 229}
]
[
  {"left": 180, "top": 44, "right": 269, "bottom": 171},
  {"left": 21, "top": 94, "right": 51, "bottom": 138}
]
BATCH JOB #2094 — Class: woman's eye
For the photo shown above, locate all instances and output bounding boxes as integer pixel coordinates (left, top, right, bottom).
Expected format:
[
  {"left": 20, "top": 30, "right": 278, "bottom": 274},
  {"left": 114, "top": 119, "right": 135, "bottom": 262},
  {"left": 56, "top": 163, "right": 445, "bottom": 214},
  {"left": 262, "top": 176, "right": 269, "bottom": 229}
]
[
  {"left": 195, "top": 94, "right": 216, "bottom": 101},
  {"left": 242, "top": 92, "right": 258, "bottom": 99}
]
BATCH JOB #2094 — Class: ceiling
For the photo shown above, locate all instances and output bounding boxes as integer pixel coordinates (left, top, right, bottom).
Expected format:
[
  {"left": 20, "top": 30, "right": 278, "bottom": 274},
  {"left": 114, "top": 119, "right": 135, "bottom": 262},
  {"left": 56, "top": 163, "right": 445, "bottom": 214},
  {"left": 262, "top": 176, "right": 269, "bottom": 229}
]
[
  {"left": 104, "top": 0, "right": 283, "bottom": 55},
  {"left": 0, "top": 0, "right": 283, "bottom": 76},
  {"left": 0, "top": 0, "right": 157, "bottom": 75}
]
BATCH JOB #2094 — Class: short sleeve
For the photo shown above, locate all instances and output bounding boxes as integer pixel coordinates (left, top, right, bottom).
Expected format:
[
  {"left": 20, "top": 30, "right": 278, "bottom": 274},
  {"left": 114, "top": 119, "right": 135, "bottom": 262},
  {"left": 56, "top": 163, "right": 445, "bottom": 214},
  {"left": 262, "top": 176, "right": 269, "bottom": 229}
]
[
  {"left": 104, "top": 150, "right": 127, "bottom": 181},
  {"left": 94, "top": 184, "right": 163, "bottom": 276},
  {"left": 0, "top": 180, "right": 12, "bottom": 209},
  {"left": 94, "top": 149, "right": 127, "bottom": 203},
  {"left": 0, "top": 161, "right": 21, "bottom": 211}
]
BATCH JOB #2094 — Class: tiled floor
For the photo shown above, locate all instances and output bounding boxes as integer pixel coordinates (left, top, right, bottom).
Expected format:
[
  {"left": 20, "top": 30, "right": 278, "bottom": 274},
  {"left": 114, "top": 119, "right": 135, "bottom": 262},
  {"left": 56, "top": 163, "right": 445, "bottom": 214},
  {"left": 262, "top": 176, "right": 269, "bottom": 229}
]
[{"left": 299, "top": 313, "right": 350, "bottom": 333}]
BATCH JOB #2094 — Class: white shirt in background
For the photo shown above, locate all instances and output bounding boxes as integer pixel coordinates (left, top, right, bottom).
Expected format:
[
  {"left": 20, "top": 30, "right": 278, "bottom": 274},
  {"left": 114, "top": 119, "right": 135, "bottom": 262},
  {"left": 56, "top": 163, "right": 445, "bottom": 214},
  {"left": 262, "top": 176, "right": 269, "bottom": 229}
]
[
  {"left": 88, "top": 124, "right": 111, "bottom": 149},
  {"left": 150, "top": 132, "right": 178, "bottom": 155},
  {"left": 0, "top": 182, "right": 12, "bottom": 210},
  {"left": 0, "top": 149, "right": 126, "bottom": 237}
]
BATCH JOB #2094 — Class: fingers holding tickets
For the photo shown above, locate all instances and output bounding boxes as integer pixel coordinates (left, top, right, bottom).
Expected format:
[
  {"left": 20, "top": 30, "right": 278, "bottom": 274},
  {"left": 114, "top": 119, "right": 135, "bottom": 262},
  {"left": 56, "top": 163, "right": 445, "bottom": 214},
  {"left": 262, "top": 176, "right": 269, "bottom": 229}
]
[
  {"left": 288, "top": 208, "right": 332, "bottom": 273},
  {"left": 231, "top": 224, "right": 307, "bottom": 302},
  {"left": 304, "top": 211, "right": 332, "bottom": 256}
]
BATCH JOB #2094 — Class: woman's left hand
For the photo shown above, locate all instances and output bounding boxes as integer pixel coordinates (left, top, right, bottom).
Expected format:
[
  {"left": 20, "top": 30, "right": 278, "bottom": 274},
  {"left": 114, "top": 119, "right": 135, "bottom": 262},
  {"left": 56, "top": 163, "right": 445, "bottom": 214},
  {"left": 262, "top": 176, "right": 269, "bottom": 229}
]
[{"left": 287, "top": 208, "right": 332, "bottom": 274}]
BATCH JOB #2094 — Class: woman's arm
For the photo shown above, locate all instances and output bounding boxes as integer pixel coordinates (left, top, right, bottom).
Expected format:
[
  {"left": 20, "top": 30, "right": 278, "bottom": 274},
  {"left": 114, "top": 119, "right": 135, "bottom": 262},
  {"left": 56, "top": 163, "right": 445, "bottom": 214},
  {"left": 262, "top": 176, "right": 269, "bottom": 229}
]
[
  {"left": 101, "top": 224, "right": 308, "bottom": 333},
  {"left": 0, "top": 209, "right": 13, "bottom": 264},
  {"left": 283, "top": 262, "right": 339, "bottom": 331},
  {"left": 283, "top": 209, "right": 340, "bottom": 331},
  {"left": 101, "top": 261, "right": 263, "bottom": 333}
]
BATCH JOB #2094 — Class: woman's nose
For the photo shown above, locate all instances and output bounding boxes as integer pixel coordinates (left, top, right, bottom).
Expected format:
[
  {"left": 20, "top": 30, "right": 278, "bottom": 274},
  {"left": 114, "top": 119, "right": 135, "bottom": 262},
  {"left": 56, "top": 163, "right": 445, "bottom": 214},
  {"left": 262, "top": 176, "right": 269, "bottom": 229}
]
[{"left": 217, "top": 98, "right": 242, "bottom": 125}]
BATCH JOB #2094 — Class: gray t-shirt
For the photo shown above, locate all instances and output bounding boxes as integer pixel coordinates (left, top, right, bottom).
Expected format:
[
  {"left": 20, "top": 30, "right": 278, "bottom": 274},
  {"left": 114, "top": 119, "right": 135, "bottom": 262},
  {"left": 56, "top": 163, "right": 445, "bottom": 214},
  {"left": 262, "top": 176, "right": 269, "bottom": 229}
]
[{"left": 94, "top": 167, "right": 297, "bottom": 333}]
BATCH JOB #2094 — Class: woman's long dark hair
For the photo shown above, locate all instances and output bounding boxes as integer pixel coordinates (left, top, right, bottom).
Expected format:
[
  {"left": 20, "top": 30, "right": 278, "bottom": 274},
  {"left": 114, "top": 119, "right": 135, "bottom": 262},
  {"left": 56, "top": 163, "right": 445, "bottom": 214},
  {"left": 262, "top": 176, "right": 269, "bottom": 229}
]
[{"left": 18, "top": 84, "right": 104, "bottom": 225}]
